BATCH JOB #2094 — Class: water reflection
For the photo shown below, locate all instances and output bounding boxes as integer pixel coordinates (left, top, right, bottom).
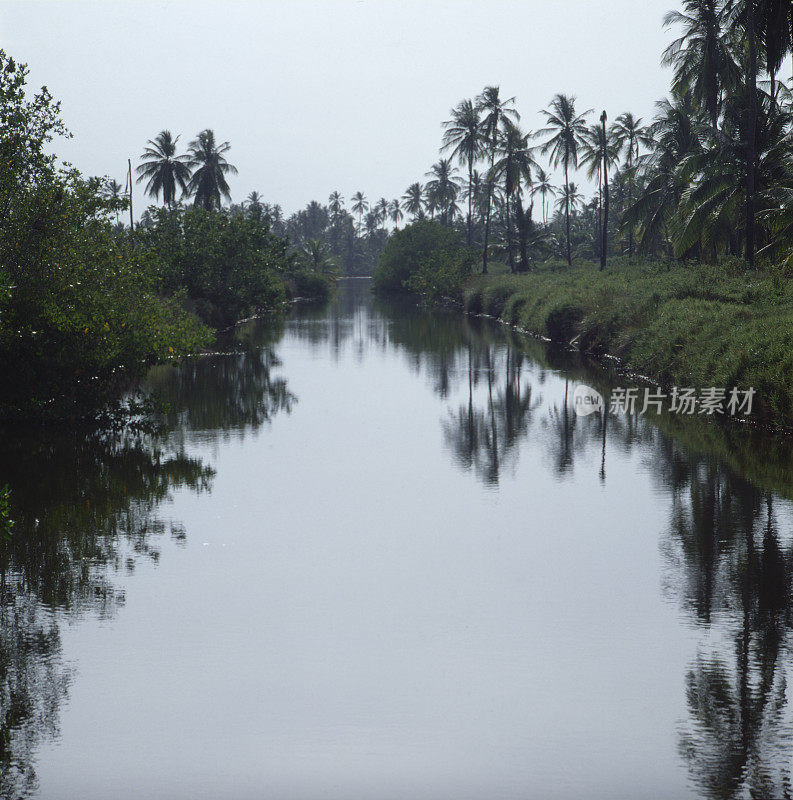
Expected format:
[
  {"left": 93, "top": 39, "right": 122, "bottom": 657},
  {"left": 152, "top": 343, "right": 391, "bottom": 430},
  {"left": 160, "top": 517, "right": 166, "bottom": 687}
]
[
  {"left": 0, "top": 318, "right": 295, "bottom": 798},
  {"left": 291, "top": 282, "right": 793, "bottom": 799},
  {"left": 5, "top": 280, "right": 793, "bottom": 799}
]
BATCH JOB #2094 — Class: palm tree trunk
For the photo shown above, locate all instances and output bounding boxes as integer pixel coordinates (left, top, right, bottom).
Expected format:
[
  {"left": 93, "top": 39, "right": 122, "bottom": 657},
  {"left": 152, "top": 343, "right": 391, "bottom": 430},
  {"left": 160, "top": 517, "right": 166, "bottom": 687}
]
[
  {"left": 628, "top": 146, "right": 634, "bottom": 259},
  {"left": 564, "top": 156, "right": 571, "bottom": 267},
  {"left": 506, "top": 191, "right": 514, "bottom": 273},
  {"left": 482, "top": 155, "right": 495, "bottom": 275},
  {"left": 745, "top": 0, "right": 758, "bottom": 266},
  {"left": 601, "top": 114, "right": 610, "bottom": 272},
  {"left": 597, "top": 172, "right": 602, "bottom": 261},
  {"left": 467, "top": 155, "right": 473, "bottom": 247}
]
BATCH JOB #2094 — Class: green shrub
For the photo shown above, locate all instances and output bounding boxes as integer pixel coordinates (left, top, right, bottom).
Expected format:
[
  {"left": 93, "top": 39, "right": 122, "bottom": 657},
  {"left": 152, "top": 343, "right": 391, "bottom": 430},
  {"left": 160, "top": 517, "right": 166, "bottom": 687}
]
[
  {"left": 285, "top": 268, "right": 333, "bottom": 301},
  {"left": 140, "top": 206, "right": 288, "bottom": 327},
  {"left": 373, "top": 219, "right": 471, "bottom": 297}
]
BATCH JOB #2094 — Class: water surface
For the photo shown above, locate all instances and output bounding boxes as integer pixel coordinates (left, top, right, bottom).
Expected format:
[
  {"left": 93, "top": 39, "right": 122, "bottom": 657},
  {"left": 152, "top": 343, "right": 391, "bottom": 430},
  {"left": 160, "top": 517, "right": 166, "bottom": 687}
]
[{"left": 2, "top": 278, "right": 793, "bottom": 800}]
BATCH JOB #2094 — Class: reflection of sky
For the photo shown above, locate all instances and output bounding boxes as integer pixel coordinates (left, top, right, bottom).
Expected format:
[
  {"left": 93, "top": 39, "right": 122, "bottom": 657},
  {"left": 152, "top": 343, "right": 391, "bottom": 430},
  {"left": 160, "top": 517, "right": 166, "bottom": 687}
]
[{"left": 20, "top": 281, "right": 793, "bottom": 800}]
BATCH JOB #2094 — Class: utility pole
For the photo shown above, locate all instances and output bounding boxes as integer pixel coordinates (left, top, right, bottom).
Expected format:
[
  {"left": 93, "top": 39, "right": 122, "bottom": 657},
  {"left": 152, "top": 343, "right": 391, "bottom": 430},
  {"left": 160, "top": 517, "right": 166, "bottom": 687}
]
[
  {"left": 600, "top": 111, "right": 609, "bottom": 271},
  {"left": 127, "top": 159, "right": 134, "bottom": 231}
]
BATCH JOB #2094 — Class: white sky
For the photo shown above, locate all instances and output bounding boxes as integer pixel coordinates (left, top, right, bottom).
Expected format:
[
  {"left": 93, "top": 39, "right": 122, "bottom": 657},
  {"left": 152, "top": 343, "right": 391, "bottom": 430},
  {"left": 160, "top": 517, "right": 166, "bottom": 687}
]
[{"left": 1, "top": 0, "right": 676, "bottom": 216}]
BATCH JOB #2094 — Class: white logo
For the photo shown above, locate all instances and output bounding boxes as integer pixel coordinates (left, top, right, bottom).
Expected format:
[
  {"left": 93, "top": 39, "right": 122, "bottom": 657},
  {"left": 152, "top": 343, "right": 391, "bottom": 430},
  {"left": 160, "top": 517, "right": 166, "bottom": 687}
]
[{"left": 573, "top": 384, "right": 603, "bottom": 416}]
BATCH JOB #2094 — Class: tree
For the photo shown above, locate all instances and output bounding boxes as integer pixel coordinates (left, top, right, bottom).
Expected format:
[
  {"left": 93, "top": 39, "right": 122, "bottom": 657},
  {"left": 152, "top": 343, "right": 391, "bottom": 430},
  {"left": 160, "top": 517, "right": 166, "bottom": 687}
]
[
  {"left": 425, "top": 158, "right": 461, "bottom": 226},
  {"left": 611, "top": 112, "right": 651, "bottom": 257},
  {"left": 531, "top": 167, "right": 557, "bottom": 227},
  {"left": 493, "top": 120, "right": 536, "bottom": 272},
  {"left": 389, "top": 198, "right": 403, "bottom": 229},
  {"left": 540, "top": 93, "right": 591, "bottom": 266},
  {"left": 135, "top": 130, "right": 191, "bottom": 207},
  {"left": 376, "top": 197, "right": 390, "bottom": 229},
  {"left": 580, "top": 120, "right": 619, "bottom": 262},
  {"left": 476, "top": 86, "right": 519, "bottom": 273},
  {"left": 184, "top": 129, "right": 237, "bottom": 211},
  {"left": 402, "top": 183, "right": 424, "bottom": 219},
  {"left": 328, "top": 190, "right": 344, "bottom": 218},
  {"left": 442, "top": 98, "right": 483, "bottom": 245},
  {"left": 662, "top": 0, "right": 738, "bottom": 129},
  {"left": 351, "top": 191, "right": 368, "bottom": 232},
  {"left": 246, "top": 191, "right": 263, "bottom": 221}
]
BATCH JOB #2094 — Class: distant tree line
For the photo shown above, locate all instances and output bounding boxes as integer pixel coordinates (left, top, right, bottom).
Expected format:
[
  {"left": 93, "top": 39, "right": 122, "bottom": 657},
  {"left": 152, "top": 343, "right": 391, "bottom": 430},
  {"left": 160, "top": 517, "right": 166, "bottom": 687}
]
[{"left": 390, "top": 0, "right": 793, "bottom": 273}]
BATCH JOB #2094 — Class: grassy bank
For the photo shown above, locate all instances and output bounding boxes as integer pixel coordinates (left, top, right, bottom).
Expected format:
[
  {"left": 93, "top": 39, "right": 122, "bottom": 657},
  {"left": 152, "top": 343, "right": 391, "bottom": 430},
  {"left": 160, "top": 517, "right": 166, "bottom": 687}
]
[{"left": 461, "top": 257, "right": 793, "bottom": 427}]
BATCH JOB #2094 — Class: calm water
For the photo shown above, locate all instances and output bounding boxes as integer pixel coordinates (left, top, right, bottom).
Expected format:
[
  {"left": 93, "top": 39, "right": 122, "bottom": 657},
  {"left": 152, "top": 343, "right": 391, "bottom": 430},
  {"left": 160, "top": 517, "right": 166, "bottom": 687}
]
[{"left": 3, "top": 278, "right": 793, "bottom": 800}]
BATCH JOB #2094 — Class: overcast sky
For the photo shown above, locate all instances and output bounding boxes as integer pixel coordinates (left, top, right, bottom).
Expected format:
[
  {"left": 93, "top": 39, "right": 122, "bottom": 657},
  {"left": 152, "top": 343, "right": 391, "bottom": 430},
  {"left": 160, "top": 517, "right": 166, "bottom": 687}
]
[{"left": 2, "top": 0, "right": 676, "bottom": 216}]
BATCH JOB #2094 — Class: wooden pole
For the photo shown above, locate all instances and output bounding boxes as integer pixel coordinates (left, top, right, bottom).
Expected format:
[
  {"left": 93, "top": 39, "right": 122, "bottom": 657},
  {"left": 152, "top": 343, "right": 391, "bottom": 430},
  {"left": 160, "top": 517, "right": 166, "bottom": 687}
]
[{"left": 128, "top": 159, "right": 134, "bottom": 231}]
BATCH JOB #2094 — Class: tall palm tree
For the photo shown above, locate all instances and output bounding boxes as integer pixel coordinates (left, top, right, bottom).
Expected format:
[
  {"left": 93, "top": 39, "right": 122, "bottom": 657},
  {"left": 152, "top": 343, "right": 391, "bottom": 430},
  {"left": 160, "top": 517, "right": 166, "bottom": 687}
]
[
  {"left": 246, "top": 190, "right": 264, "bottom": 221},
  {"left": 351, "top": 191, "right": 368, "bottom": 232},
  {"left": 135, "top": 130, "right": 191, "bottom": 207},
  {"left": 662, "top": 0, "right": 738, "bottom": 129},
  {"left": 442, "top": 98, "right": 483, "bottom": 245},
  {"left": 580, "top": 120, "right": 620, "bottom": 264},
  {"left": 402, "top": 183, "right": 424, "bottom": 219},
  {"left": 185, "top": 129, "right": 237, "bottom": 210},
  {"left": 101, "top": 178, "right": 124, "bottom": 222},
  {"left": 425, "top": 158, "right": 461, "bottom": 226},
  {"left": 622, "top": 93, "right": 702, "bottom": 257},
  {"left": 328, "top": 190, "right": 344, "bottom": 218},
  {"left": 376, "top": 197, "right": 390, "bottom": 230},
  {"left": 531, "top": 167, "right": 557, "bottom": 227},
  {"left": 389, "top": 199, "right": 403, "bottom": 229},
  {"left": 493, "top": 121, "right": 536, "bottom": 271},
  {"left": 476, "top": 86, "right": 519, "bottom": 273},
  {"left": 555, "top": 182, "right": 584, "bottom": 216},
  {"left": 756, "top": 0, "right": 792, "bottom": 104},
  {"left": 540, "top": 94, "right": 591, "bottom": 266},
  {"left": 611, "top": 112, "right": 652, "bottom": 257}
]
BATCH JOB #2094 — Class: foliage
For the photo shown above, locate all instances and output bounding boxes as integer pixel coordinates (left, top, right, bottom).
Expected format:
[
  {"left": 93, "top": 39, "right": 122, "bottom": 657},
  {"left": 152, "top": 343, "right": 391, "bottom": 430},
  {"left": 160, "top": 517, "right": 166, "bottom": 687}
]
[
  {"left": 0, "top": 483, "right": 12, "bottom": 541},
  {"left": 139, "top": 205, "right": 288, "bottom": 326},
  {"left": 373, "top": 219, "right": 473, "bottom": 297},
  {"left": 464, "top": 258, "right": 793, "bottom": 426},
  {"left": 0, "top": 51, "right": 211, "bottom": 421}
]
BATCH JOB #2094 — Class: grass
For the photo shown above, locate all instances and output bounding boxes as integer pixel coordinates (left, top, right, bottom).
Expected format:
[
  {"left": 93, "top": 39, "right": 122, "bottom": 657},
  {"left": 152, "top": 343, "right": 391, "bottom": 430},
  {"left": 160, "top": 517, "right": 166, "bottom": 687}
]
[{"left": 462, "top": 256, "right": 793, "bottom": 427}]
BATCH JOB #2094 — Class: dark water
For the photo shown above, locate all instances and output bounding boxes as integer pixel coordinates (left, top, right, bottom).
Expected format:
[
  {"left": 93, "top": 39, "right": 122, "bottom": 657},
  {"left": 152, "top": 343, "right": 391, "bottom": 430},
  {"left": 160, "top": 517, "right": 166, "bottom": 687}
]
[{"left": 3, "top": 278, "right": 793, "bottom": 800}]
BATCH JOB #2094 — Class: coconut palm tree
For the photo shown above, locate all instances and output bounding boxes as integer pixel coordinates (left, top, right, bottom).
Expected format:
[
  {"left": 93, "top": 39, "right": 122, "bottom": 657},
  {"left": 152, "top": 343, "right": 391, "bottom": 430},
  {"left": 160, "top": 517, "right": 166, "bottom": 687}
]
[
  {"left": 389, "top": 199, "right": 403, "bottom": 229},
  {"left": 328, "top": 191, "right": 344, "bottom": 218},
  {"left": 540, "top": 94, "right": 591, "bottom": 266},
  {"left": 101, "top": 178, "right": 124, "bottom": 222},
  {"left": 376, "top": 197, "right": 390, "bottom": 230},
  {"left": 493, "top": 120, "right": 536, "bottom": 271},
  {"left": 662, "top": 0, "right": 738, "bottom": 129},
  {"left": 185, "top": 129, "right": 237, "bottom": 210},
  {"left": 442, "top": 98, "right": 483, "bottom": 245},
  {"left": 555, "top": 182, "right": 584, "bottom": 217},
  {"left": 425, "top": 158, "right": 462, "bottom": 226},
  {"left": 351, "top": 191, "right": 368, "bottom": 232},
  {"left": 135, "top": 130, "right": 191, "bottom": 207},
  {"left": 402, "top": 183, "right": 424, "bottom": 219},
  {"left": 611, "top": 112, "right": 652, "bottom": 257},
  {"left": 580, "top": 120, "right": 620, "bottom": 264},
  {"left": 244, "top": 191, "right": 265, "bottom": 223},
  {"left": 622, "top": 93, "right": 702, "bottom": 257},
  {"left": 757, "top": 0, "right": 792, "bottom": 105},
  {"left": 531, "top": 168, "right": 557, "bottom": 227},
  {"left": 476, "top": 86, "right": 519, "bottom": 273}
]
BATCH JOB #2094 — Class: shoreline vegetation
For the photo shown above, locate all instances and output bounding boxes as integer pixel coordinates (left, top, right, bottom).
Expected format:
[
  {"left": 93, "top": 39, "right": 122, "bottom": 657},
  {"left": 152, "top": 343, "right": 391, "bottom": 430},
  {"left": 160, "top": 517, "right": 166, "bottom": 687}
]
[
  {"left": 369, "top": 1, "right": 793, "bottom": 431},
  {"left": 0, "top": 51, "right": 334, "bottom": 424}
]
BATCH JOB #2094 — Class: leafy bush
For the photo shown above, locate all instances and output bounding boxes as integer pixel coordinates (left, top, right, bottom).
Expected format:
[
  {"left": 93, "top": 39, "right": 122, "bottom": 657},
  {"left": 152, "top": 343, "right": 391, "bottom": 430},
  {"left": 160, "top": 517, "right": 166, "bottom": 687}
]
[
  {"left": 0, "top": 172, "right": 212, "bottom": 420},
  {"left": 373, "top": 220, "right": 472, "bottom": 298},
  {"left": 284, "top": 268, "right": 333, "bottom": 301},
  {"left": 140, "top": 206, "right": 288, "bottom": 327}
]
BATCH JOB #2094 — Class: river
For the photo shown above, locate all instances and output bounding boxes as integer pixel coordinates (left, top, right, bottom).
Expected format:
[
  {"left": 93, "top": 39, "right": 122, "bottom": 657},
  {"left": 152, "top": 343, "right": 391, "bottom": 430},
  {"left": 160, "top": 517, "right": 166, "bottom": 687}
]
[{"left": 2, "top": 277, "right": 792, "bottom": 800}]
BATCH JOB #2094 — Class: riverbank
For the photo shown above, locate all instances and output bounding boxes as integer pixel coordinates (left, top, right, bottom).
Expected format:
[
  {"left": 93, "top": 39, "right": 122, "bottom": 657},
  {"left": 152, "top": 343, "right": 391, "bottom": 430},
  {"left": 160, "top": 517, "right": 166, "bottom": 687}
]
[{"left": 460, "top": 258, "right": 793, "bottom": 428}]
